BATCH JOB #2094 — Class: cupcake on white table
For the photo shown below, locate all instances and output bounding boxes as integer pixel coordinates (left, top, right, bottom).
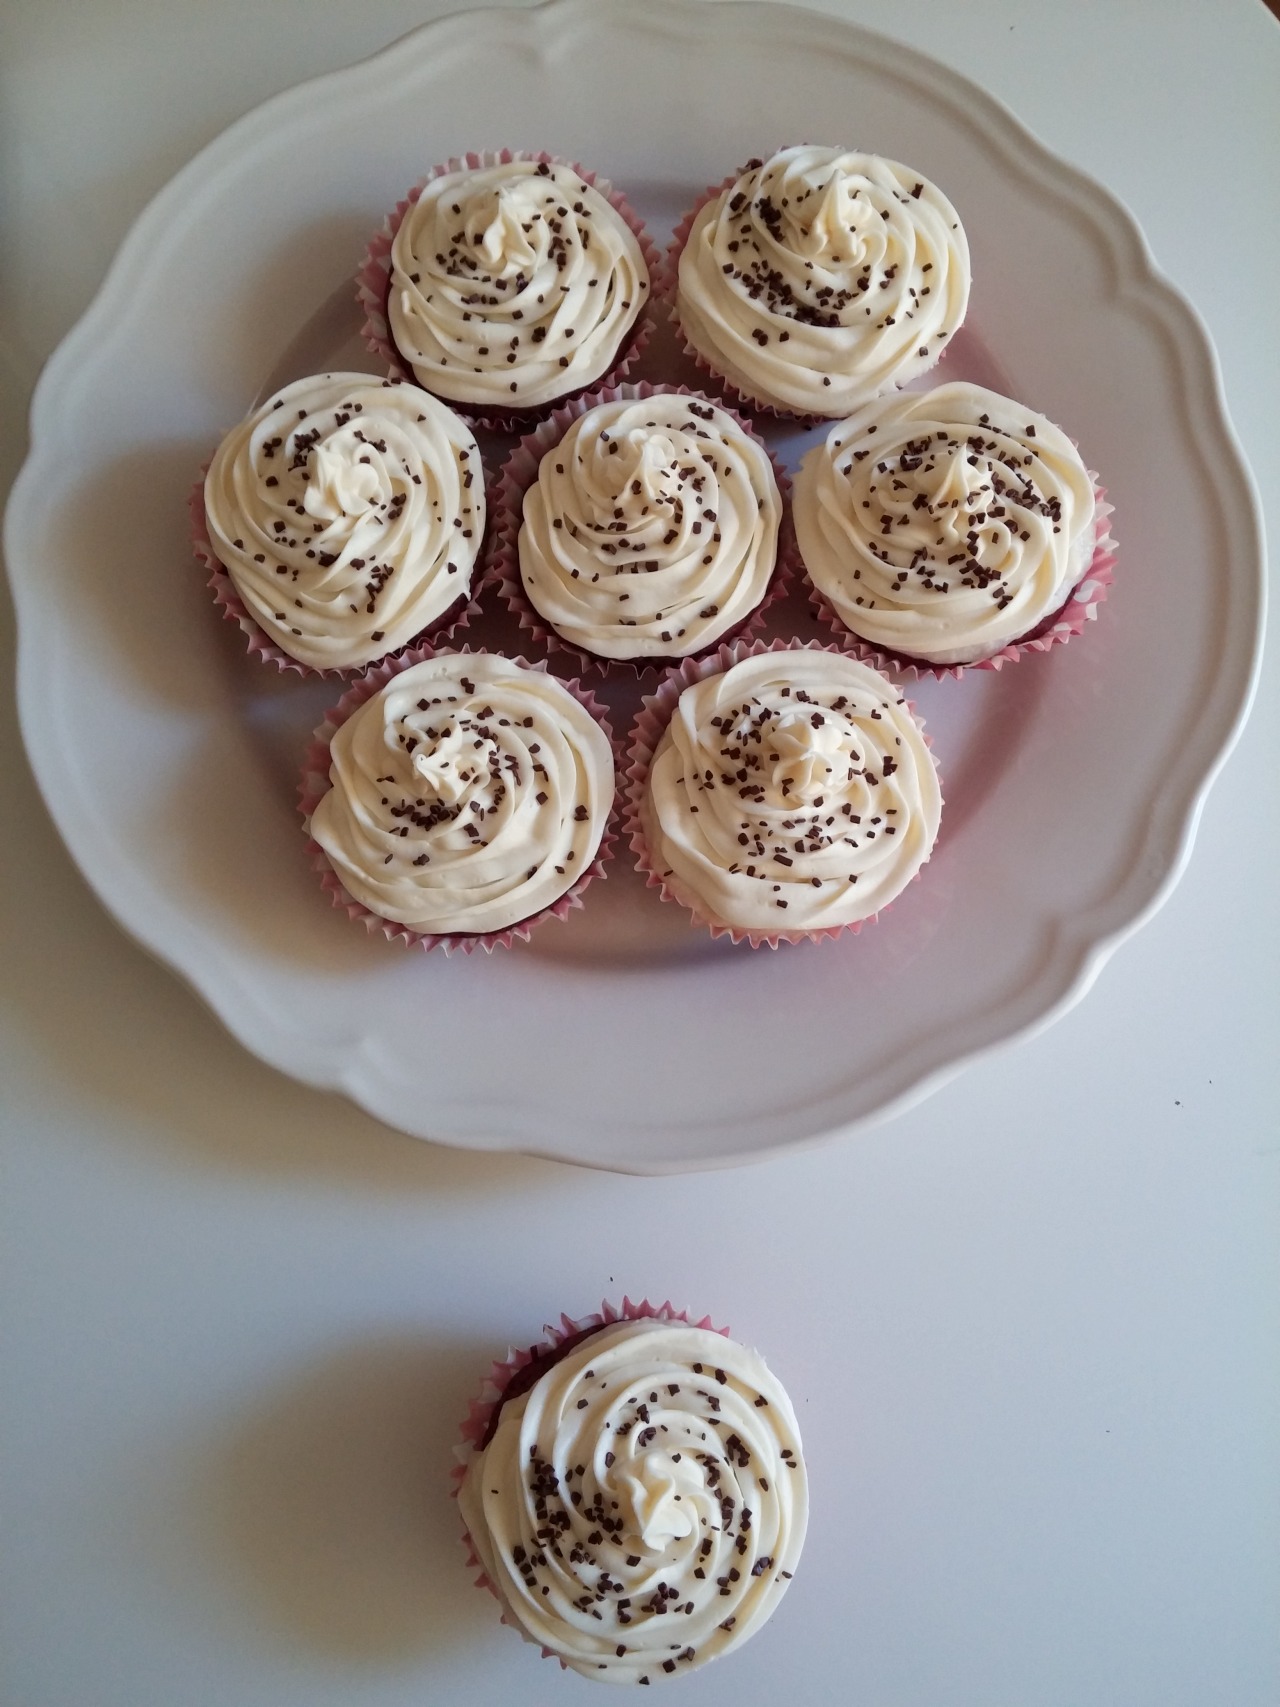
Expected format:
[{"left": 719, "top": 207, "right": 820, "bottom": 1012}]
[{"left": 455, "top": 1298, "right": 808, "bottom": 1684}]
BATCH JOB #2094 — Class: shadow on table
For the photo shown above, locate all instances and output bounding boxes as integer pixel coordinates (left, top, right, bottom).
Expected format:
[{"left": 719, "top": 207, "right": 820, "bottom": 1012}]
[{"left": 194, "top": 1332, "right": 494, "bottom": 1664}]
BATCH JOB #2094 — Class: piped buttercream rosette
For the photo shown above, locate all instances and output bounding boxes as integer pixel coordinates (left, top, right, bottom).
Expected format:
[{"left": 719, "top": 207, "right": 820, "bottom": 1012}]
[
  {"left": 625, "top": 639, "right": 942, "bottom": 947},
  {"left": 794, "top": 382, "right": 1117, "bottom": 676},
  {"left": 193, "top": 373, "right": 486, "bottom": 676},
  {"left": 357, "top": 150, "right": 659, "bottom": 431},
  {"left": 491, "top": 383, "right": 794, "bottom": 676},
  {"left": 668, "top": 145, "right": 970, "bottom": 421},
  {"left": 299, "top": 648, "right": 617, "bottom": 953},
  {"left": 454, "top": 1298, "right": 807, "bottom": 1685}
]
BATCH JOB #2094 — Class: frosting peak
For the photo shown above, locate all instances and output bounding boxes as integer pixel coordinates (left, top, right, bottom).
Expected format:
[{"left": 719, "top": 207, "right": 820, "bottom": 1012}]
[
  {"left": 409, "top": 724, "right": 496, "bottom": 808},
  {"left": 620, "top": 1450, "right": 703, "bottom": 1548},
  {"left": 762, "top": 707, "right": 855, "bottom": 800},
  {"left": 470, "top": 182, "right": 540, "bottom": 271},
  {"left": 301, "top": 433, "right": 388, "bottom": 520},
  {"left": 796, "top": 168, "right": 876, "bottom": 260}
]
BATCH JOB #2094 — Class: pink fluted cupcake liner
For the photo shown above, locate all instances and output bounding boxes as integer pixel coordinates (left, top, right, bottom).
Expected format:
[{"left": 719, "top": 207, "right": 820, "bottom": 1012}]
[
  {"left": 452, "top": 1296, "right": 729, "bottom": 1641},
  {"left": 806, "top": 488, "right": 1117, "bottom": 682},
  {"left": 356, "top": 149, "right": 661, "bottom": 434},
  {"left": 189, "top": 462, "right": 487, "bottom": 680},
  {"left": 490, "top": 380, "right": 799, "bottom": 679},
  {"left": 297, "top": 645, "right": 619, "bottom": 954},
  {"left": 624, "top": 635, "right": 940, "bottom": 950}
]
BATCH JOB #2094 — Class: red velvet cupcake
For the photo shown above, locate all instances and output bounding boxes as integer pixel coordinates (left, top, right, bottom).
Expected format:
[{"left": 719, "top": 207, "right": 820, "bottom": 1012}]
[
  {"left": 358, "top": 150, "right": 660, "bottom": 431},
  {"left": 299, "top": 648, "right": 617, "bottom": 953},
  {"left": 668, "top": 145, "right": 970, "bottom": 421},
  {"left": 625, "top": 639, "right": 942, "bottom": 947},
  {"left": 193, "top": 373, "right": 485, "bottom": 676},
  {"left": 491, "top": 382, "right": 794, "bottom": 676},
  {"left": 794, "top": 381, "right": 1117, "bottom": 677}
]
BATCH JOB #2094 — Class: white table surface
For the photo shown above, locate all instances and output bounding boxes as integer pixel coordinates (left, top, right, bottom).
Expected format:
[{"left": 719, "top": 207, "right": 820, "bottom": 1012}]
[{"left": 2, "top": 3, "right": 1277, "bottom": 1704}]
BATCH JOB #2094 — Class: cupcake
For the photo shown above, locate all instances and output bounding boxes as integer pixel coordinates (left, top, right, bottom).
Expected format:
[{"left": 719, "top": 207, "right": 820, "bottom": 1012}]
[
  {"left": 361, "top": 152, "right": 655, "bottom": 417},
  {"left": 498, "top": 385, "right": 787, "bottom": 670},
  {"left": 672, "top": 145, "right": 970, "bottom": 418},
  {"left": 302, "top": 650, "right": 615, "bottom": 950},
  {"left": 197, "top": 373, "right": 484, "bottom": 673},
  {"left": 455, "top": 1299, "right": 807, "bottom": 1684},
  {"left": 794, "top": 382, "right": 1115, "bottom": 669},
  {"left": 628, "top": 643, "right": 942, "bottom": 946}
]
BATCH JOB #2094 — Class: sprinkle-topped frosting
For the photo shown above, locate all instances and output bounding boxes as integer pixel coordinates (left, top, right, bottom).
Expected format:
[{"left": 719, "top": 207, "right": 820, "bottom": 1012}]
[
  {"left": 458, "top": 1317, "right": 806, "bottom": 1684},
  {"left": 675, "top": 146, "right": 969, "bottom": 416},
  {"left": 388, "top": 158, "right": 650, "bottom": 409},
  {"left": 203, "top": 373, "right": 483, "bottom": 670},
  {"left": 308, "top": 653, "right": 614, "bottom": 936},
  {"left": 794, "top": 383, "right": 1099, "bottom": 665},
  {"left": 518, "top": 393, "right": 782, "bottom": 661},
  {"left": 639, "top": 649, "right": 940, "bottom": 936}
]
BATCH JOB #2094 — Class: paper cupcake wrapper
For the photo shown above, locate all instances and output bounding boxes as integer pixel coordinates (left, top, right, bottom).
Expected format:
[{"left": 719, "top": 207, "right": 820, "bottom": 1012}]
[
  {"left": 452, "top": 1296, "right": 729, "bottom": 1653},
  {"left": 806, "top": 487, "right": 1117, "bottom": 681},
  {"left": 356, "top": 149, "right": 662, "bottom": 434},
  {"left": 189, "top": 463, "right": 485, "bottom": 680},
  {"left": 298, "top": 645, "right": 619, "bottom": 954},
  {"left": 663, "top": 162, "right": 953, "bottom": 427},
  {"left": 623, "top": 635, "right": 939, "bottom": 949},
  {"left": 490, "top": 380, "right": 798, "bottom": 679}
]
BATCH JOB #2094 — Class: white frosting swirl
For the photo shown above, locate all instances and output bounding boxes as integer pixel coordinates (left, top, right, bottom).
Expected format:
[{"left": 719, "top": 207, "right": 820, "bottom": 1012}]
[
  {"left": 308, "top": 654, "right": 614, "bottom": 935},
  {"left": 389, "top": 160, "right": 650, "bottom": 408},
  {"left": 795, "top": 383, "right": 1099, "bottom": 665},
  {"left": 518, "top": 394, "right": 782, "bottom": 660},
  {"left": 640, "top": 650, "right": 941, "bottom": 934},
  {"left": 203, "top": 373, "right": 483, "bottom": 670},
  {"left": 676, "top": 146, "right": 969, "bottom": 416},
  {"left": 458, "top": 1318, "right": 807, "bottom": 1684}
]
